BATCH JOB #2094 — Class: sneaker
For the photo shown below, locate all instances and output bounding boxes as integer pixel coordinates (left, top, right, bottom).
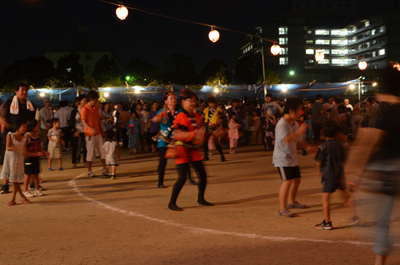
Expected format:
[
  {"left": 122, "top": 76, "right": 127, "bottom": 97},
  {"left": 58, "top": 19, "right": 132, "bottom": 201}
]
[
  {"left": 29, "top": 182, "right": 43, "bottom": 191},
  {"left": 315, "top": 220, "right": 333, "bottom": 230},
  {"left": 48, "top": 167, "right": 52, "bottom": 171},
  {"left": 278, "top": 209, "right": 294, "bottom": 218},
  {"left": 110, "top": 175, "right": 116, "bottom": 180},
  {"left": 0, "top": 184, "right": 9, "bottom": 194},
  {"left": 102, "top": 169, "right": 108, "bottom": 176},
  {"left": 349, "top": 216, "right": 361, "bottom": 225},
  {"left": 23, "top": 191, "right": 34, "bottom": 198},
  {"left": 34, "top": 190, "right": 43, "bottom": 196},
  {"left": 287, "top": 201, "right": 307, "bottom": 209},
  {"left": 58, "top": 167, "right": 63, "bottom": 171},
  {"left": 88, "top": 171, "right": 95, "bottom": 177}
]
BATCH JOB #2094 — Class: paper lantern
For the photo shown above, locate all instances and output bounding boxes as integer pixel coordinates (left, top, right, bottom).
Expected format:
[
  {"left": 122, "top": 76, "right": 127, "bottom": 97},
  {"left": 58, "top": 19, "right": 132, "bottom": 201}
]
[
  {"left": 116, "top": 5, "right": 128, "bottom": 20},
  {"left": 315, "top": 51, "right": 324, "bottom": 62},
  {"left": 358, "top": 60, "right": 367, "bottom": 70},
  {"left": 209, "top": 28, "right": 220, "bottom": 43},
  {"left": 270, "top": 44, "right": 281, "bottom": 55}
]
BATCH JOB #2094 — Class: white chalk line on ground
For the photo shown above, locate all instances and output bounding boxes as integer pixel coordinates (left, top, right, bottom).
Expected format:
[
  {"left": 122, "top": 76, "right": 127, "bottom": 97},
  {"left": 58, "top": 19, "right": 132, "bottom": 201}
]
[{"left": 69, "top": 170, "right": 397, "bottom": 247}]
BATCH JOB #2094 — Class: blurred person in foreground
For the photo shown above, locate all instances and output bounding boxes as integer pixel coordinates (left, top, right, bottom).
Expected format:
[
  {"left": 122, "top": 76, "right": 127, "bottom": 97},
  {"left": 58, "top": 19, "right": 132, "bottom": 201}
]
[{"left": 345, "top": 67, "right": 400, "bottom": 265}]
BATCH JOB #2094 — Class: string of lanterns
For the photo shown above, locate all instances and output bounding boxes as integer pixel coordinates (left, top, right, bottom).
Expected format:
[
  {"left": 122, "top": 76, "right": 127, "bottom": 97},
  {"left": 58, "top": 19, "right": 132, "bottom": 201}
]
[{"left": 110, "top": 1, "right": 369, "bottom": 70}]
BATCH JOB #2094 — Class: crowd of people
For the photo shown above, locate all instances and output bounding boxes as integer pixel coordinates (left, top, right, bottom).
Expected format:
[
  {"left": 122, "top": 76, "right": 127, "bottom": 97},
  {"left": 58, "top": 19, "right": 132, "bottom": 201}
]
[{"left": 0, "top": 79, "right": 398, "bottom": 265}]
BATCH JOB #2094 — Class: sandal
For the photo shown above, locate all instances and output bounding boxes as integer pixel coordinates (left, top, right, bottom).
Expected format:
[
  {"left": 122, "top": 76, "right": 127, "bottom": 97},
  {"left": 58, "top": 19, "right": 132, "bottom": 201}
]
[
  {"left": 287, "top": 201, "right": 307, "bottom": 209},
  {"left": 20, "top": 198, "right": 32, "bottom": 204},
  {"left": 6, "top": 201, "right": 17, "bottom": 206},
  {"left": 279, "top": 209, "right": 294, "bottom": 217}
]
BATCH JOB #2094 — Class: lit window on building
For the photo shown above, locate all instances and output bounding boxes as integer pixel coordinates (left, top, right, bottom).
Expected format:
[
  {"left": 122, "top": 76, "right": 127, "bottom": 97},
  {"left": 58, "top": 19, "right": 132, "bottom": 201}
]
[
  {"left": 279, "top": 38, "right": 288, "bottom": 45},
  {"left": 306, "top": 40, "right": 313, "bottom": 44},
  {"left": 280, "top": 48, "right": 288, "bottom": 55},
  {"left": 318, "top": 59, "right": 330, "bottom": 64},
  {"left": 308, "top": 59, "right": 314, "bottom": 63},
  {"left": 279, "top": 27, "right": 288, "bottom": 35},
  {"left": 379, "top": 26, "right": 385, "bottom": 33},
  {"left": 321, "top": 49, "right": 330, "bottom": 54},
  {"left": 365, "top": 21, "right": 370, "bottom": 27},
  {"left": 371, "top": 29, "right": 376, "bottom": 35},
  {"left": 307, "top": 30, "right": 313, "bottom": 35},
  {"left": 331, "top": 29, "right": 347, "bottom": 36},
  {"left": 315, "top": 30, "right": 329, "bottom": 35},
  {"left": 379, "top": 49, "right": 385, "bottom": 56},
  {"left": 316, "top": 39, "right": 330, "bottom": 45},
  {"left": 331, "top": 49, "right": 348, "bottom": 55},
  {"left": 372, "top": 51, "right": 376, "bottom": 57},
  {"left": 279, "top": 57, "right": 288, "bottom": 65},
  {"left": 306, "top": 49, "right": 314, "bottom": 55},
  {"left": 331, "top": 39, "right": 343, "bottom": 45},
  {"left": 332, "top": 59, "right": 344, "bottom": 65},
  {"left": 66, "top": 68, "right": 71, "bottom": 73}
]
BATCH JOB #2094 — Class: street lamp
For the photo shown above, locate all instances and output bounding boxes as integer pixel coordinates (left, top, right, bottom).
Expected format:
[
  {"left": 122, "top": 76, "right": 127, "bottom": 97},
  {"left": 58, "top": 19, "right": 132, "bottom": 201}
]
[
  {"left": 281, "top": 85, "right": 288, "bottom": 92},
  {"left": 289, "top": 71, "right": 294, "bottom": 76}
]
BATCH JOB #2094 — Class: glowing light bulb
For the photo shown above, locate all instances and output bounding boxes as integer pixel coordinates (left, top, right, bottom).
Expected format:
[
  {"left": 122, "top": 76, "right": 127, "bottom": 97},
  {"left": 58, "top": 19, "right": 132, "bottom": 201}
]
[
  {"left": 209, "top": 27, "right": 220, "bottom": 43},
  {"left": 104, "top": 92, "right": 109, "bottom": 98},
  {"left": 358, "top": 60, "right": 367, "bottom": 70},
  {"left": 349, "top": 84, "right": 355, "bottom": 89},
  {"left": 270, "top": 44, "right": 281, "bottom": 55},
  {"left": 315, "top": 51, "right": 324, "bottom": 62},
  {"left": 213, "top": 88, "right": 219, "bottom": 93},
  {"left": 40, "top": 92, "right": 45, "bottom": 97},
  {"left": 281, "top": 85, "right": 288, "bottom": 92}
]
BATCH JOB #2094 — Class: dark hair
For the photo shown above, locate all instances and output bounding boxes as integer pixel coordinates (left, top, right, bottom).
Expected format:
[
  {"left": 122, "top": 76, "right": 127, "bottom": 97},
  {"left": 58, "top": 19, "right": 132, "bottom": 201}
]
[
  {"left": 367, "top": 97, "right": 373, "bottom": 104},
  {"left": 122, "top": 103, "right": 129, "bottom": 111},
  {"left": 283, "top": 96, "right": 303, "bottom": 115},
  {"left": 335, "top": 97, "right": 342, "bottom": 105},
  {"left": 230, "top": 112, "right": 237, "bottom": 119},
  {"left": 338, "top": 105, "right": 347, "bottom": 114},
  {"left": 163, "top": 91, "right": 175, "bottom": 101},
  {"left": 322, "top": 120, "right": 338, "bottom": 138},
  {"left": 105, "top": 129, "right": 115, "bottom": 141},
  {"left": 79, "top": 95, "right": 87, "bottom": 102},
  {"left": 52, "top": 118, "right": 60, "bottom": 124},
  {"left": 316, "top": 94, "right": 323, "bottom": 100},
  {"left": 272, "top": 97, "right": 279, "bottom": 102},
  {"left": 265, "top": 94, "right": 273, "bottom": 98},
  {"left": 12, "top": 120, "right": 27, "bottom": 132},
  {"left": 207, "top": 96, "right": 217, "bottom": 104},
  {"left": 14, "top": 83, "right": 28, "bottom": 93},
  {"left": 26, "top": 118, "right": 38, "bottom": 132},
  {"left": 178, "top": 89, "right": 197, "bottom": 103},
  {"left": 74, "top": 97, "right": 81, "bottom": 103},
  {"left": 150, "top": 101, "right": 158, "bottom": 108},
  {"left": 87, "top": 90, "right": 99, "bottom": 101},
  {"left": 130, "top": 110, "right": 137, "bottom": 117}
]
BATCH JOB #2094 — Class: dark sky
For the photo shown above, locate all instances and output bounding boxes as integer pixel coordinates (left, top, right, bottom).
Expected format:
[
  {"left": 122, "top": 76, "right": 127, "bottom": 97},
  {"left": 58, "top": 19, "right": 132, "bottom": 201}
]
[{"left": 1, "top": 0, "right": 398, "bottom": 76}]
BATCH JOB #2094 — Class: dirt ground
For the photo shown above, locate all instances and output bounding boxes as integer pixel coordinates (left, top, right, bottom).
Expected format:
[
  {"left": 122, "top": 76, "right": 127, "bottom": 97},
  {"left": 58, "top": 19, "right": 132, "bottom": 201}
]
[{"left": 0, "top": 145, "right": 399, "bottom": 265}]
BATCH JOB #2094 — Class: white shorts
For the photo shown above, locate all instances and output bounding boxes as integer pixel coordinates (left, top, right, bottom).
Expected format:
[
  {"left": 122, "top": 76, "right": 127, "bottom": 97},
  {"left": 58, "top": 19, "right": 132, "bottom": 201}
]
[{"left": 86, "top": 134, "right": 104, "bottom": 161}]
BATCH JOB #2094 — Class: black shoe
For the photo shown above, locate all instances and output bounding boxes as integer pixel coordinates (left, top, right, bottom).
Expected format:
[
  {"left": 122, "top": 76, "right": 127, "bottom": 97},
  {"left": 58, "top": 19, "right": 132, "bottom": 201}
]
[
  {"left": 168, "top": 203, "right": 183, "bottom": 211},
  {"left": 0, "top": 184, "right": 9, "bottom": 194},
  {"left": 197, "top": 199, "right": 214, "bottom": 206},
  {"left": 158, "top": 184, "right": 165, "bottom": 188},
  {"left": 189, "top": 179, "right": 197, "bottom": 185},
  {"left": 203, "top": 156, "right": 209, "bottom": 161},
  {"left": 221, "top": 156, "right": 226, "bottom": 162},
  {"left": 302, "top": 150, "right": 307, "bottom": 156},
  {"left": 30, "top": 183, "right": 43, "bottom": 191}
]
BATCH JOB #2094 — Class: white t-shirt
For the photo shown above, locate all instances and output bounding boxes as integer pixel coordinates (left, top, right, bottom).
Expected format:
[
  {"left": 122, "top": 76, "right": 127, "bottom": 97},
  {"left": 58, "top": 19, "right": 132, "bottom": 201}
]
[
  {"left": 47, "top": 128, "right": 63, "bottom": 147},
  {"left": 39, "top": 107, "right": 53, "bottom": 129},
  {"left": 272, "top": 118, "right": 302, "bottom": 167},
  {"left": 75, "top": 107, "right": 84, "bottom": 133},
  {"left": 55, "top": 107, "right": 71, "bottom": 128}
]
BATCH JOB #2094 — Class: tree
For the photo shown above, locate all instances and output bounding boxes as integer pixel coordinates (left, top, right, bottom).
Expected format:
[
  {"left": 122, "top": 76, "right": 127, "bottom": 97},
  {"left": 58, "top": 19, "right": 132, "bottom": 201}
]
[
  {"left": 163, "top": 53, "right": 198, "bottom": 85},
  {"left": 233, "top": 54, "right": 262, "bottom": 84},
  {"left": 0, "top": 56, "right": 55, "bottom": 89},
  {"left": 92, "top": 55, "right": 123, "bottom": 87},
  {"left": 206, "top": 67, "right": 230, "bottom": 88},
  {"left": 56, "top": 53, "right": 85, "bottom": 87},
  {"left": 126, "top": 57, "right": 158, "bottom": 86},
  {"left": 200, "top": 59, "right": 231, "bottom": 84},
  {"left": 258, "top": 68, "right": 281, "bottom": 85}
]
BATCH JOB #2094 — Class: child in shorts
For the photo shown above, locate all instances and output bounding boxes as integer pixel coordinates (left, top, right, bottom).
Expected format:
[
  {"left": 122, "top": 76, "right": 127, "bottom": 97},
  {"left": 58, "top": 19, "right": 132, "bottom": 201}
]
[
  {"left": 103, "top": 129, "right": 120, "bottom": 180},
  {"left": 314, "top": 120, "right": 357, "bottom": 230},
  {"left": 47, "top": 118, "right": 65, "bottom": 171}
]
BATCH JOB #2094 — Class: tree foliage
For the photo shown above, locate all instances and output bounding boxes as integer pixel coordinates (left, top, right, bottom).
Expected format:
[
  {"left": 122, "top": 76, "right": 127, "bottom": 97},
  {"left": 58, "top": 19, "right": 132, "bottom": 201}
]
[
  {"left": 56, "top": 53, "right": 85, "bottom": 87},
  {"left": 91, "top": 55, "right": 123, "bottom": 87},
  {"left": 163, "top": 53, "right": 198, "bottom": 85},
  {"left": 200, "top": 59, "right": 231, "bottom": 84},
  {"left": 258, "top": 68, "right": 281, "bottom": 85},
  {"left": 126, "top": 57, "right": 158, "bottom": 86},
  {"left": 206, "top": 67, "right": 230, "bottom": 88}
]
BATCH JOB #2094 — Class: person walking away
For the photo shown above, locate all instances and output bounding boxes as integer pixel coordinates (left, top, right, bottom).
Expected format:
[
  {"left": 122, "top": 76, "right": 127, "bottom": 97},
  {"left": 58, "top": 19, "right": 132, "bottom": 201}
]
[
  {"left": 81, "top": 90, "right": 107, "bottom": 178},
  {"left": 103, "top": 129, "right": 120, "bottom": 179},
  {"left": 273, "top": 96, "right": 315, "bottom": 217},
  {"left": 118, "top": 104, "right": 130, "bottom": 148},
  {"left": 314, "top": 120, "right": 358, "bottom": 230}
]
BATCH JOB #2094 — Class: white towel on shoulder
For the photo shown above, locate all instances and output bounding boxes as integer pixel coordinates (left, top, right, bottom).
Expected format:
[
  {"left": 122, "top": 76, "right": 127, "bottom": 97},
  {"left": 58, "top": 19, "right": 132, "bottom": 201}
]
[{"left": 10, "top": 95, "right": 35, "bottom": 115}]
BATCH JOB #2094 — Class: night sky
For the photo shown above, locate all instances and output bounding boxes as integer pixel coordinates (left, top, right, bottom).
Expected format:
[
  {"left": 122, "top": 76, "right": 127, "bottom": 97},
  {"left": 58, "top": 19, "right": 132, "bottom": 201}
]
[{"left": 1, "top": 0, "right": 398, "bottom": 76}]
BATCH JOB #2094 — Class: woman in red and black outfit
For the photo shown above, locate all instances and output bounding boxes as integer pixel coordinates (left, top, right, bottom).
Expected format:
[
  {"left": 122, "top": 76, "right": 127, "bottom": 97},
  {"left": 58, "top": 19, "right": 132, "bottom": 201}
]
[{"left": 168, "top": 89, "right": 213, "bottom": 211}]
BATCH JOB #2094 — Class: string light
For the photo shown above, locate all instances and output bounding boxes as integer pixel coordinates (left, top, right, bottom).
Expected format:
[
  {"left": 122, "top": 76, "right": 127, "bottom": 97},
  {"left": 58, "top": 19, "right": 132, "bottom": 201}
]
[
  {"left": 209, "top": 26, "right": 220, "bottom": 43},
  {"left": 116, "top": 5, "right": 128, "bottom": 20},
  {"left": 270, "top": 44, "right": 280, "bottom": 55},
  {"left": 213, "top": 88, "right": 219, "bottom": 93},
  {"left": 104, "top": 92, "right": 109, "bottom": 97},
  {"left": 358, "top": 60, "right": 367, "bottom": 70},
  {"left": 393, "top": 63, "right": 400, "bottom": 71},
  {"left": 315, "top": 51, "right": 324, "bottom": 62}
]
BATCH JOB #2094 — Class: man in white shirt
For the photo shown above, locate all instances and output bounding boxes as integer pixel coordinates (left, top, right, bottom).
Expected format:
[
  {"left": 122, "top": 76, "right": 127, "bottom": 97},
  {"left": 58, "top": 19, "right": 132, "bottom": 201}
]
[
  {"left": 55, "top": 101, "right": 72, "bottom": 150},
  {"left": 344, "top": 99, "right": 353, "bottom": 111},
  {"left": 39, "top": 99, "right": 53, "bottom": 150}
]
